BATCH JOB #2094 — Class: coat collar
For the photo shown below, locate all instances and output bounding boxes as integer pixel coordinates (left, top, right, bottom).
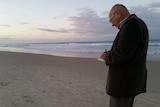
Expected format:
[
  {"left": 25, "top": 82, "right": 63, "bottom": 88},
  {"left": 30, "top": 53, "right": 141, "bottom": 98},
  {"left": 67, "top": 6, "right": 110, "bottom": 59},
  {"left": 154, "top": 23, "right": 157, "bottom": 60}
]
[{"left": 119, "top": 14, "right": 137, "bottom": 28}]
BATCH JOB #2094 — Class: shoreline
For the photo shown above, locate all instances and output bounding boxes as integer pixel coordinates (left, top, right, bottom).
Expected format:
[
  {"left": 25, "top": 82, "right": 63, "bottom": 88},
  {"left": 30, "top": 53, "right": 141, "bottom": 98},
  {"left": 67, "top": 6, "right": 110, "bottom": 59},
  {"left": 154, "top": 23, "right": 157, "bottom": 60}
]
[
  {"left": 0, "top": 47, "right": 99, "bottom": 58},
  {"left": 0, "top": 47, "right": 160, "bottom": 61}
]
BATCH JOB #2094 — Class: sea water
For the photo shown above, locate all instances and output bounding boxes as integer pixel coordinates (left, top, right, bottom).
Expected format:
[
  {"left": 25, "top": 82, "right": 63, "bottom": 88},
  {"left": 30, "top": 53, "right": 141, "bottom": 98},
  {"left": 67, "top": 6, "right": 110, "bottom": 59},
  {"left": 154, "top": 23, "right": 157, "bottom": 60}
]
[{"left": 0, "top": 40, "right": 160, "bottom": 60}]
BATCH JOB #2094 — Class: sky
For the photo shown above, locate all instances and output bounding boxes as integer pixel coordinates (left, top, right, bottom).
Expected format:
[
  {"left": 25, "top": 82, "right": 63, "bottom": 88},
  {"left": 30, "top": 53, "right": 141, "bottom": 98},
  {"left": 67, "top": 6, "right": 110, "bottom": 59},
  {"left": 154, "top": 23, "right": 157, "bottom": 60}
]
[{"left": 0, "top": 0, "right": 160, "bottom": 43}]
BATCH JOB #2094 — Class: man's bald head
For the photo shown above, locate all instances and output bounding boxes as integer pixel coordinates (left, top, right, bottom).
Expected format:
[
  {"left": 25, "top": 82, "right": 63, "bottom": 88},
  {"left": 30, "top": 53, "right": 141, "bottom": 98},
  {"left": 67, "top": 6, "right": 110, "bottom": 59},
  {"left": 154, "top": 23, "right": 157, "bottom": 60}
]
[
  {"left": 109, "top": 4, "right": 130, "bottom": 18},
  {"left": 109, "top": 4, "right": 130, "bottom": 29}
]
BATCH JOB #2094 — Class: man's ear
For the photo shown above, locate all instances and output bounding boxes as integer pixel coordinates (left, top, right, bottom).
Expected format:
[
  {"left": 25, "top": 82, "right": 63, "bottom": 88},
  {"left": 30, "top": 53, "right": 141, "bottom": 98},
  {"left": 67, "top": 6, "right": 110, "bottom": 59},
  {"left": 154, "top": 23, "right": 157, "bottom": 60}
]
[{"left": 116, "top": 11, "right": 121, "bottom": 19}]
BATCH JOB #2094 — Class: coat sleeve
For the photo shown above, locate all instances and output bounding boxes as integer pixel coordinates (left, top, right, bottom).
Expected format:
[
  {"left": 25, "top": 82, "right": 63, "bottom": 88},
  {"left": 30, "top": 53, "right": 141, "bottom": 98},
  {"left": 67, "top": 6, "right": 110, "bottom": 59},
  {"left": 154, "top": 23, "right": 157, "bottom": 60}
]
[{"left": 105, "top": 19, "right": 141, "bottom": 65}]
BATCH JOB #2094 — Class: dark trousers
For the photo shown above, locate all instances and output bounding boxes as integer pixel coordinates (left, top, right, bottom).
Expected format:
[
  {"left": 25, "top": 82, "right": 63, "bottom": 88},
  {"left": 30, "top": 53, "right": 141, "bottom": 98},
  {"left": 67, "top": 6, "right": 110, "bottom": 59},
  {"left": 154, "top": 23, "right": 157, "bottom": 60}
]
[{"left": 109, "top": 96, "right": 135, "bottom": 107}]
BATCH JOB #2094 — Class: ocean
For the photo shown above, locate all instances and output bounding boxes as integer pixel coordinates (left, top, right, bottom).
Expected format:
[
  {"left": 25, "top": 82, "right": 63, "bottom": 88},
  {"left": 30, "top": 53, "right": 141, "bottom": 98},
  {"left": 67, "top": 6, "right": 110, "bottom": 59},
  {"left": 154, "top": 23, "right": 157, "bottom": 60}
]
[{"left": 0, "top": 40, "right": 160, "bottom": 60}]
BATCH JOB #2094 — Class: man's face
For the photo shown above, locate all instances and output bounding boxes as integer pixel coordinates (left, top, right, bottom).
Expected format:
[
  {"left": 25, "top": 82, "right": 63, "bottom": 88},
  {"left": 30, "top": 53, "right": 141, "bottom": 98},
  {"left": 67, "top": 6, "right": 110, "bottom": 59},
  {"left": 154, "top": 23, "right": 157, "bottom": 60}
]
[{"left": 109, "top": 11, "right": 120, "bottom": 29}]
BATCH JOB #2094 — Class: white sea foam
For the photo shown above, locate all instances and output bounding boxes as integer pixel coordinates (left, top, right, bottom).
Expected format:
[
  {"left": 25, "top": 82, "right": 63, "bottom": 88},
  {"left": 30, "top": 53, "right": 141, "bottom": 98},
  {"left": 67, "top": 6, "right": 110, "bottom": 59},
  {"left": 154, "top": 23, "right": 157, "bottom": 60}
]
[{"left": 0, "top": 40, "right": 160, "bottom": 59}]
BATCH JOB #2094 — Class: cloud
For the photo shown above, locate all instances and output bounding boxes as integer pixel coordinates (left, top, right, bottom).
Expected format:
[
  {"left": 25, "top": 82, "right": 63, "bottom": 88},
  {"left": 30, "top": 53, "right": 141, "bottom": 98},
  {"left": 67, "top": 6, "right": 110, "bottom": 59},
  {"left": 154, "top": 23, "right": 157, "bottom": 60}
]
[
  {"left": 37, "top": 7, "right": 116, "bottom": 40},
  {"left": 37, "top": 28, "right": 69, "bottom": 33},
  {"left": 37, "top": 3, "right": 160, "bottom": 40},
  {"left": 0, "top": 24, "right": 11, "bottom": 27},
  {"left": 20, "top": 22, "right": 29, "bottom": 25},
  {"left": 0, "top": 38, "right": 12, "bottom": 40},
  {"left": 0, "top": 35, "right": 15, "bottom": 37},
  {"left": 69, "top": 7, "right": 115, "bottom": 37},
  {"left": 147, "top": 2, "right": 160, "bottom": 9},
  {"left": 0, "top": 35, "right": 15, "bottom": 42},
  {"left": 0, "top": 37, "right": 14, "bottom": 43},
  {"left": 130, "top": 2, "right": 160, "bottom": 39},
  {"left": 52, "top": 14, "right": 68, "bottom": 19},
  {"left": 69, "top": 4, "right": 160, "bottom": 40}
]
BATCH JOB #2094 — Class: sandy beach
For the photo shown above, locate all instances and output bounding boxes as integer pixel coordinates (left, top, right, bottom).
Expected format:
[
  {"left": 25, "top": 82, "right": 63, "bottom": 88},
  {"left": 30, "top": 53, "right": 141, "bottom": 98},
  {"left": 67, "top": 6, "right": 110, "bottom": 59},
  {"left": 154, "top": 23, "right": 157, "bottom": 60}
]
[{"left": 0, "top": 51, "right": 159, "bottom": 107}]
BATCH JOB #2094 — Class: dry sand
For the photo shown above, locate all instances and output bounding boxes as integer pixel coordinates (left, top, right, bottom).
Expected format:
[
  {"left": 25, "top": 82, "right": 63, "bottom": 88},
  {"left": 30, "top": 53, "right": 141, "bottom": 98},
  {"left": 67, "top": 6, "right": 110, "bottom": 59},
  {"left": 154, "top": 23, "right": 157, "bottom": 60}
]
[{"left": 0, "top": 51, "right": 159, "bottom": 107}]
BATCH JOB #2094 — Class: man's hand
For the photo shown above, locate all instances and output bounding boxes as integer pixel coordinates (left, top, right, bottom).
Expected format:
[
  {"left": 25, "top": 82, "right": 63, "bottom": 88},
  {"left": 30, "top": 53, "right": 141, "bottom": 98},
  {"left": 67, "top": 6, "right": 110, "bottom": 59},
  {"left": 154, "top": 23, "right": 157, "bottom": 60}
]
[{"left": 100, "top": 52, "right": 107, "bottom": 60}]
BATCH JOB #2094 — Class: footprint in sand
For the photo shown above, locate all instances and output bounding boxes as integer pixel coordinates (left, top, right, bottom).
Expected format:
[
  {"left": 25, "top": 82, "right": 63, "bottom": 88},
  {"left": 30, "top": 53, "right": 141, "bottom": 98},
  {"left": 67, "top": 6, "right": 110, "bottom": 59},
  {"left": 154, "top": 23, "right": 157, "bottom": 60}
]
[
  {"left": 0, "top": 81, "right": 8, "bottom": 86},
  {"left": 22, "top": 95, "right": 34, "bottom": 104},
  {"left": 11, "top": 95, "right": 34, "bottom": 106}
]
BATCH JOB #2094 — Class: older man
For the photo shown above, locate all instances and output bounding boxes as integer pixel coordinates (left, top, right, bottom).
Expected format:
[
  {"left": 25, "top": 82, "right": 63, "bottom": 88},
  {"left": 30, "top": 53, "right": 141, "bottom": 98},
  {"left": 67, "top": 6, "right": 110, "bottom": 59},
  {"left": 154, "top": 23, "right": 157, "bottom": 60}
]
[{"left": 101, "top": 4, "right": 149, "bottom": 107}]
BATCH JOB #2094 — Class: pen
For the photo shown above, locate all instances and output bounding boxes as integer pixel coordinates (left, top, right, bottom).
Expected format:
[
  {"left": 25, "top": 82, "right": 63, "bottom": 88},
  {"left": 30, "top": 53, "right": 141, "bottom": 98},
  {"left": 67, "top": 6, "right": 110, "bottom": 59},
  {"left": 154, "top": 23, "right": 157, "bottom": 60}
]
[{"left": 105, "top": 49, "right": 107, "bottom": 52}]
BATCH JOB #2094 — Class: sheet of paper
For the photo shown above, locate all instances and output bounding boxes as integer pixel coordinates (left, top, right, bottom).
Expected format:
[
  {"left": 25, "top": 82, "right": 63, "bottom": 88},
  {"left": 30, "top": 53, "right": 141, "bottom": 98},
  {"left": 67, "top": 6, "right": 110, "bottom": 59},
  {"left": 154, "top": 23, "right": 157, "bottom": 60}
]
[{"left": 97, "top": 58, "right": 105, "bottom": 62}]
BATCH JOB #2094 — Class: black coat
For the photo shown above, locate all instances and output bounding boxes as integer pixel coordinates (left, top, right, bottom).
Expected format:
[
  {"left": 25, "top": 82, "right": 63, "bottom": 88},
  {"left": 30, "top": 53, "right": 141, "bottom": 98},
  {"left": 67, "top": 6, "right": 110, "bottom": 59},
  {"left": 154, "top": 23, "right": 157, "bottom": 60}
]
[{"left": 105, "top": 14, "right": 149, "bottom": 97}]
